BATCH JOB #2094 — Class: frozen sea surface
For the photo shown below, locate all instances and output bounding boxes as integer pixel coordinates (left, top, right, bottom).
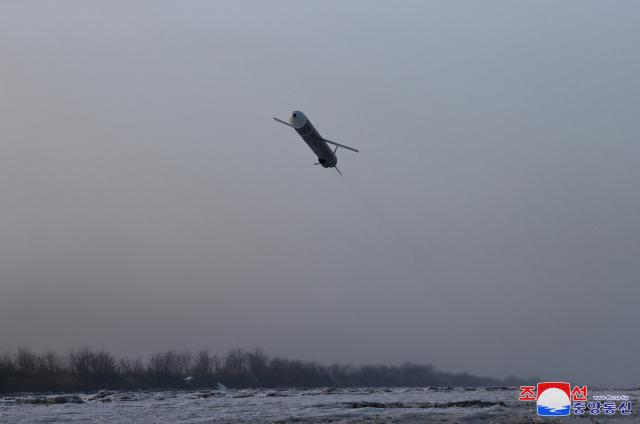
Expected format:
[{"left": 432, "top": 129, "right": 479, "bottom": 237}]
[{"left": 1, "top": 387, "right": 638, "bottom": 423}]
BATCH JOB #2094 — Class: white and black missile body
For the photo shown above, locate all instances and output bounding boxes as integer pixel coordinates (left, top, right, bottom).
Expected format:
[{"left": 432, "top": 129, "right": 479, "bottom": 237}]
[{"left": 274, "top": 111, "right": 359, "bottom": 174}]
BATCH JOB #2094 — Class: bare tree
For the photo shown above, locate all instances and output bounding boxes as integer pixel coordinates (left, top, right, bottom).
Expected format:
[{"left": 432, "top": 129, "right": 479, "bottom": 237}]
[
  {"left": 192, "top": 350, "right": 214, "bottom": 378},
  {"left": 15, "top": 347, "right": 38, "bottom": 374},
  {"left": 118, "top": 357, "right": 144, "bottom": 376},
  {"left": 38, "top": 350, "right": 65, "bottom": 375}
]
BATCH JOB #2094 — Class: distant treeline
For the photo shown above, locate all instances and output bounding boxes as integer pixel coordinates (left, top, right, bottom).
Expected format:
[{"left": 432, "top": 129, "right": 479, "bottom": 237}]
[{"left": 0, "top": 347, "right": 527, "bottom": 393}]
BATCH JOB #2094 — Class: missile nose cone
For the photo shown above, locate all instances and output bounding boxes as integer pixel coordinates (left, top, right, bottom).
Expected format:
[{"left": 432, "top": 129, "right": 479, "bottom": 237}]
[{"left": 290, "top": 110, "right": 307, "bottom": 128}]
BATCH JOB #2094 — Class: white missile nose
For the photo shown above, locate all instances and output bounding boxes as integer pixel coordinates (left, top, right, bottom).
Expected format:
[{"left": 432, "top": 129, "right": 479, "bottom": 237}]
[{"left": 290, "top": 110, "right": 307, "bottom": 128}]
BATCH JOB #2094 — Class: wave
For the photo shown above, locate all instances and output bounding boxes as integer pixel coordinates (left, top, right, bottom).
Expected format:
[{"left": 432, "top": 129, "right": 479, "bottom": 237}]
[{"left": 537, "top": 404, "right": 570, "bottom": 416}]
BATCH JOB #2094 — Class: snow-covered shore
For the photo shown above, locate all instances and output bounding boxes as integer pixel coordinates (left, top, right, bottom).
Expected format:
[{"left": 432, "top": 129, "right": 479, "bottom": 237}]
[{"left": 1, "top": 387, "right": 637, "bottom": 423}]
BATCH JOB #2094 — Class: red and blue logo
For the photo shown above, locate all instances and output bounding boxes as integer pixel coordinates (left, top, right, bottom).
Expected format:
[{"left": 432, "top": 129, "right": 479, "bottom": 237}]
[
  {"left": 519, "top": 382, "right": 590, "bottom": 417},
  {"left": 536, "top": 382, "right": 572, "bottom": 416},
  {"left": 519, "top": 383, "right": 632, "bottom": 416}
]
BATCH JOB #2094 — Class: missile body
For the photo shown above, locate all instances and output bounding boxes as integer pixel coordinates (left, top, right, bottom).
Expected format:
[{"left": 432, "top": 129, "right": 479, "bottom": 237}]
[{"left": 289, "top": 111, "right": 337, "bottom": 168}]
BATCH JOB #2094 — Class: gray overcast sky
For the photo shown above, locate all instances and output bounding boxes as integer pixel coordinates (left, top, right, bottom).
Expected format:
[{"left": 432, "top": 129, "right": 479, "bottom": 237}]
[{"left": 1, "top": 1, "right": 638, "bottom": 387}]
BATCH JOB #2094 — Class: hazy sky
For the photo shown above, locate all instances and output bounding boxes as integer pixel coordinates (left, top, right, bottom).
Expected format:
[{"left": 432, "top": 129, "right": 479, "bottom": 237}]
[{"left": 1, "top": 1, "right": 639, "bottom": 387}]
